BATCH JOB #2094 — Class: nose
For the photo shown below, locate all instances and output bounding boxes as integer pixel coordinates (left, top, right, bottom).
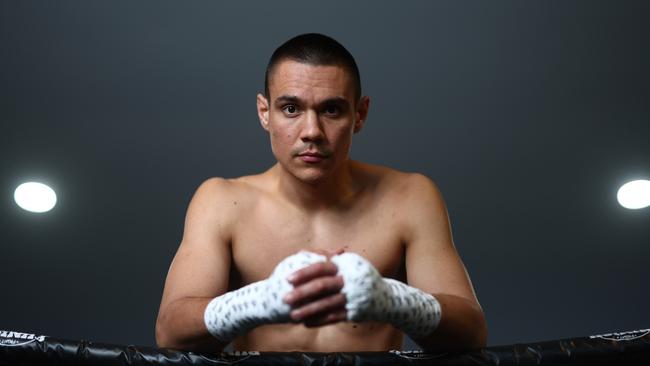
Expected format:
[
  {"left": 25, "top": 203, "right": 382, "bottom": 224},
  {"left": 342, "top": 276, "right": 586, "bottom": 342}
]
[{"left": 300, "top": 110, "right": 325, "bottom": 143}]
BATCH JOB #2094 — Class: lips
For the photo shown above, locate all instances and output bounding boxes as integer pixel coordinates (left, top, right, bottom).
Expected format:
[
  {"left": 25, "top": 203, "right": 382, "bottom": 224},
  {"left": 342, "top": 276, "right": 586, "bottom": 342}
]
[
  {"left": 298, "top": 151, "right": 327, "bottom": 163},
  {"left": 299, "top": 152, "right": 324, "bottom": 158}
]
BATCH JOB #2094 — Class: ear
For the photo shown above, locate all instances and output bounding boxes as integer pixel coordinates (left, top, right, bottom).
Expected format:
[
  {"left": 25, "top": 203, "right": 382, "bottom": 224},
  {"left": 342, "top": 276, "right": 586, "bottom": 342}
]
[
  {"left": 257, "top": 93, "right": 270, "bottom": 132},
  {"left": 353, "top": 96, "right": 370, "bottom": 134}
]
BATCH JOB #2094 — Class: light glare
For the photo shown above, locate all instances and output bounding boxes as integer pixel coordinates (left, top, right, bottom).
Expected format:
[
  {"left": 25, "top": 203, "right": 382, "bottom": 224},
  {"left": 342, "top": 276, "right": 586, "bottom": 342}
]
[
  {"left": 13, "top": 182, "right": 57, "bottom": 213},
  {"left": 617, "top": 180, "right": 650, "bottom": 209}
]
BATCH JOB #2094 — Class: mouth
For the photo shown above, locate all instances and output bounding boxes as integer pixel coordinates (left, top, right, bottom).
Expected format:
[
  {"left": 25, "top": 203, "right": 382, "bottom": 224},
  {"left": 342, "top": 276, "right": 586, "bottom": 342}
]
[
  {"left": 297, "top": 151, "right": 328, "bottom": 163},
  {"left": 299, "top": 152, "right": 325, "bottom": 158}
]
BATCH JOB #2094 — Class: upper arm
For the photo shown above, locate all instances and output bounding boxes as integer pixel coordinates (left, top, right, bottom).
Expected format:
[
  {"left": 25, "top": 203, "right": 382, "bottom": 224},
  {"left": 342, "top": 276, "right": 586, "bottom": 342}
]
[
  {"left": 401, "top": 174, "right": 480, "bottom": 305},
  {"left": 158, "top": 178, "right": 234, "bottom": 313}
]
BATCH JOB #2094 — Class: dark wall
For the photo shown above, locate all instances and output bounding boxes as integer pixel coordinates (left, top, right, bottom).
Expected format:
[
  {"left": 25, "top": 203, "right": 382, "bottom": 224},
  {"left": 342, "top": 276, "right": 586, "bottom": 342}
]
[{"left": 1, "top": 1, "right": 649, "bottom": 349}]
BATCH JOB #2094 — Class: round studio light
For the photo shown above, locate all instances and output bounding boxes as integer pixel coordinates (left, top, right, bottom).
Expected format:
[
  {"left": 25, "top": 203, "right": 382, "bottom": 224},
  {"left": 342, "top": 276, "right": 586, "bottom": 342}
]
[
  {"left": 13, "top": 182, "right": 57, "bottom": 213},
  {"left": 617, "top": 180, "right": 650, "bottom": 210}
]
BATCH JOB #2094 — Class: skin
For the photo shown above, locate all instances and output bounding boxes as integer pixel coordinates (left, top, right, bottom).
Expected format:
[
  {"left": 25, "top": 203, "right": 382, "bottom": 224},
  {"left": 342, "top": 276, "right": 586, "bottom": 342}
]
[{"left": 155, "top": 59, "right": 488, "bottom": 352}]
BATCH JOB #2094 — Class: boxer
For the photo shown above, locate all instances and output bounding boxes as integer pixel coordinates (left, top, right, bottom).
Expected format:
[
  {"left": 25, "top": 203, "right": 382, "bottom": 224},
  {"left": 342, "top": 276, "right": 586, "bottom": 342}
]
[{"left": 155, "top": 33, "right": 487, "bottom": 352}]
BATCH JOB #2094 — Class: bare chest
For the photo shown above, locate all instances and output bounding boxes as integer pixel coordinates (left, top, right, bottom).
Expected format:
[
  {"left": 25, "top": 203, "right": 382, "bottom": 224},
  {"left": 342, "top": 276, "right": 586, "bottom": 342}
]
[{"left": 229, "top": 200, "right": 405, "bottom": 287}]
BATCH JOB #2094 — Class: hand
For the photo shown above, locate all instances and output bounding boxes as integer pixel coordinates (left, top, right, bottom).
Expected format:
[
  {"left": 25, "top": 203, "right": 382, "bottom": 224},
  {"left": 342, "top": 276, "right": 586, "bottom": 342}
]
[
  {"left": 203, "top": 250, "right": 329, "bottom": 342},
  {"left": 329, "top": 252, "right": 442, "bottom": 338},
  {"left": 283, "top": 247, "right": 348, "bottom": 327},
  {"left": 329, "top": 252, "right": 388, "bottom": 322}
]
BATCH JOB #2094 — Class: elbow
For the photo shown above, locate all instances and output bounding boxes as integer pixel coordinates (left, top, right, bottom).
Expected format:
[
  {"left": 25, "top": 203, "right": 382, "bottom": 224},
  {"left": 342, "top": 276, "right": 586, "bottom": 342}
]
[
  {"left": 455, "top": 298, "right": 488, "bottom": 349},
  {"left": 155, "top": 311, "right": 180, "bottom": 349},
  {"left": 155, "top": 310, "right": 226, "bottom": 353},
  {"left": 417, "top": 302, "right": 488, "bottom": 352},
  {"left": 155, "top": 317, "right": 172, "bottom": 349},
  {"left": 470, "top": 308, "right": 488, "bottom": 349},
  {"left": 443, "top": 298, "right": 488, "bottom": 350},
  {"left": 155, "top": 321, "right": 186, "bottom": 351}
]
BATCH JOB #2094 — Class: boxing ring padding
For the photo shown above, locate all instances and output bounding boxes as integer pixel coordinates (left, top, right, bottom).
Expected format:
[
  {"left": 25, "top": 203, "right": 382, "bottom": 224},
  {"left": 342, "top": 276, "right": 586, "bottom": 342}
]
[{"left": 1, "top": 328, "right": 649, "bottom": 365}]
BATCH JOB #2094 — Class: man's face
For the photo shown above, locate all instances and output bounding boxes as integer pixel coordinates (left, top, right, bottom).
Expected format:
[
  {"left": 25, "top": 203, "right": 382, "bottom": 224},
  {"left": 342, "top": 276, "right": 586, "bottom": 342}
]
[{"left": 257, "top": 59, "right": 369, "bottom": 184}]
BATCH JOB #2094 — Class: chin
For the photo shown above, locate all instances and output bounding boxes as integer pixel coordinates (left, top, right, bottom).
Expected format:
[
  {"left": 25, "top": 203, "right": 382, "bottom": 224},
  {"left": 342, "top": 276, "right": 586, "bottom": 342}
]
[
  {"left": 288, "top": 166, "right": 332, "bottom": 185},
  {"left": 295, "top": 171, "right": 328, "bottom": 185}
]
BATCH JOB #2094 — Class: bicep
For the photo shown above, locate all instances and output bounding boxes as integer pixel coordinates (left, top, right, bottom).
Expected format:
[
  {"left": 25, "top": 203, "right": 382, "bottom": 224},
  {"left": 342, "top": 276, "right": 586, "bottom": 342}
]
[
  {"left": 159, "top": 178, "right": 233, "bottom": 312},
  {"left": 403, "top": 175, "right": 479, "bottom": 303}
]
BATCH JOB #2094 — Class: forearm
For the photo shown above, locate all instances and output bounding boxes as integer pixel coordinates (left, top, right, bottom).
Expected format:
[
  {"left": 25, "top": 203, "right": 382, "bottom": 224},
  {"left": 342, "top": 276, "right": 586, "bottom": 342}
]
[
  {"left": 410, "top": 293, "right": 487, "bottom": 352},
  {"left": 155, "top": 297, "right": 229, "bottom": 353}
]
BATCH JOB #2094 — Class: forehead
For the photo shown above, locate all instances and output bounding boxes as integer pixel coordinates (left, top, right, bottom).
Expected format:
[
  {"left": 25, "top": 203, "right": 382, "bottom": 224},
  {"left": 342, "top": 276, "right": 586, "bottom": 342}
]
[{"left": 268, "top": 60, "right": 355, "bottom": 102}]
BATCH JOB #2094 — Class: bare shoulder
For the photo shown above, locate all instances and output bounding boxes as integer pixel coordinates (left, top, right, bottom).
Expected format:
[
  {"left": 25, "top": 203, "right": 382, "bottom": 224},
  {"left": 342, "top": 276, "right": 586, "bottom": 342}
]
[
  {"left": 355, "top": 163, "right": 449, "bottom": 243},
  {"left": 355, "top": 162, "right": 444, "bottom": 207},
  {"left": 399, "top": 171, "right": 445, "bottom": 206},
  {"left": 184, "top": 175, "right": 265, "bottom": 236},
  {"left": 194, "top": 175, "right": 258, "bottom": 197},
  {"left": 193, "top": 176, "right": 257, "bottom": 203},
  {"left": 190, "top": 175, "right": 263, "bottom": 213},
  {"left": 188, "top": 177, "right": 237, "bottom": 221}
]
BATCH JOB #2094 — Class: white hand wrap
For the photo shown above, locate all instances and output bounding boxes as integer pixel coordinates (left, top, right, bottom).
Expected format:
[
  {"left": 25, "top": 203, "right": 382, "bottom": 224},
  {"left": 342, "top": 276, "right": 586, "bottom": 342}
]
[
  {"left": 203, "top": 251, "right": 326, "bottom": 342},
  {"left": 331, "top": 252, "right": 442, "bottom": 338}
]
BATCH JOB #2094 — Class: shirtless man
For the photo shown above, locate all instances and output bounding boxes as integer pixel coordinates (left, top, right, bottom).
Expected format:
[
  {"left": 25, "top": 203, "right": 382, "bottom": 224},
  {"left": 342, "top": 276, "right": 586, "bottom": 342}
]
[{"left": 155, "top": 33, "right": 487, "bottom": 353}]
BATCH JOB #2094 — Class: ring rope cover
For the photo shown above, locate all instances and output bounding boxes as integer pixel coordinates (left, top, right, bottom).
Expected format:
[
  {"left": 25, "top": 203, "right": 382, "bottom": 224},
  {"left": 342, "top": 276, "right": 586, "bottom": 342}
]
[{"left": 1, "top": 328, "right": 649, "bottom": 365}]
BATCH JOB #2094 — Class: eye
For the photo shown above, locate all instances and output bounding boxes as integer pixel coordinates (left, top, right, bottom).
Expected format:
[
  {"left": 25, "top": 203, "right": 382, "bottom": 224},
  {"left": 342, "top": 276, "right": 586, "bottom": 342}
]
[
  {"left": 282, "top": 105, "right": 299, "bottom": 116},
  {"left": 323, "top": 105, "right": 340, "bottom": 116}
]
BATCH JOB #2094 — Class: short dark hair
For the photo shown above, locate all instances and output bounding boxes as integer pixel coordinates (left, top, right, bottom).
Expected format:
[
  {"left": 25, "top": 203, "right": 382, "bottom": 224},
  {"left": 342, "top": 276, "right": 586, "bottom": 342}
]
[{"left": 264, "top": 33, "right": 362, "bottom": 101}]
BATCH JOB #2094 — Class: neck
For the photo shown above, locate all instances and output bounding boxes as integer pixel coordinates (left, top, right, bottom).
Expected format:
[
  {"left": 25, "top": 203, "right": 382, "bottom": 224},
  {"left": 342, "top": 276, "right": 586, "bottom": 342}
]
[{"left": 272, "top": 160, "right": 358, "bottom": 211}]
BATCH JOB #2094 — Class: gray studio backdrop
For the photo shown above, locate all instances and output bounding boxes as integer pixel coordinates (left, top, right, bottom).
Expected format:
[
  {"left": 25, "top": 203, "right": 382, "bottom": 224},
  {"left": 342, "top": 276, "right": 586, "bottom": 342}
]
[{"left": 1, "top": 1, "right": 649, "bottom": 350}]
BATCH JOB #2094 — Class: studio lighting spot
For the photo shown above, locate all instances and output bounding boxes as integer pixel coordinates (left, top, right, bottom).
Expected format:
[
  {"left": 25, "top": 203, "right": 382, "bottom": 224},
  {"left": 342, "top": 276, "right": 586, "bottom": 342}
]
[
  {"left": 13, "top": 182, "right": 57, "bottom": 213},
  {"left": 617, "top": 180, "right": 650, "bottom": 209}
]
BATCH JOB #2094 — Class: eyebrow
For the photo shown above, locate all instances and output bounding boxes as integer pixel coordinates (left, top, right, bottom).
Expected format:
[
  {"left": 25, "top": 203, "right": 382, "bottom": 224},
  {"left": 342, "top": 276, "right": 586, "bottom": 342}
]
[
  {"left": 273, "top": 95, "right": 350, "bottom": 108},
  {"left": 274, "top": 95, "right": 301, "bottom": 107}
]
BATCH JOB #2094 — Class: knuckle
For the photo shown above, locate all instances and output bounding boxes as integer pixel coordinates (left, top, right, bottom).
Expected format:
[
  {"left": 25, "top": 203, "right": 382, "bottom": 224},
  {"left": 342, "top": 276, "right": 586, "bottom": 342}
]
[
  {"left": 306, "top": 305, "right": 325, "bottom": 318},
  {"left": 291, "top": 288, "right": 303, "bottom": 299},
  {"left": 322, "top": 296, "right": 341, "bottom": 310},
  {"left": 327, "top": 262, "right": 339, "bottom": 273},
  {"left": 326, "top": 294, "right": 340, "bottom": 306},
  {"left": 332, "top": 275, "right": 344, "bottom": 287},
  {"left": 313, "top": 281, "right": 326, "bottom": 292},
  {"left": 290, "top": 268, "right": 305, "bottom": 279},
  {"left": 304, "top": 264, "right": 321, "bottom": 277},
  {"left": 317, "top": 262, "right": 330, "bottom": 272},
  {"left": 328, "top": 276, "right": 342, "bottom": 289}
]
